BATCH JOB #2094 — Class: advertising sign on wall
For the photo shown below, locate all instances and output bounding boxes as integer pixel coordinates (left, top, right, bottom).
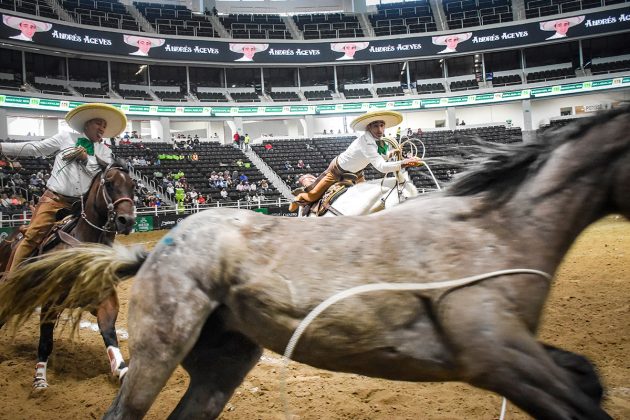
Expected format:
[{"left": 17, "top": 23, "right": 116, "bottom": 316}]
[{"left": 133, "top": 215, "right": 154, "bottom": 232}]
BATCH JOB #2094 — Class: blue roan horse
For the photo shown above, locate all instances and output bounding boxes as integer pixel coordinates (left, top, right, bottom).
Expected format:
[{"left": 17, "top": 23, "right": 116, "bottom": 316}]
[{"left": 3, "top": 107, "right": 629, "bottom": 419}]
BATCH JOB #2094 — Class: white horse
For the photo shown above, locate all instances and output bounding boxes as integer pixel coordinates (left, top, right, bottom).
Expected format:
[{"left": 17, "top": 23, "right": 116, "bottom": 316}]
[{"left": 300, "top": 170, "right": 420, "bottom": 217}]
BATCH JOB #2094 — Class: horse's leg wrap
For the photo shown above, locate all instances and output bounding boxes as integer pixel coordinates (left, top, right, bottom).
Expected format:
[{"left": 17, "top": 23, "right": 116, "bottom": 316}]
[
  {"left": 33, "top": 361, "right": 48, "bottom": 389},
  {"left": 107, "top": 346, "right": 128, "bottom": 381}
]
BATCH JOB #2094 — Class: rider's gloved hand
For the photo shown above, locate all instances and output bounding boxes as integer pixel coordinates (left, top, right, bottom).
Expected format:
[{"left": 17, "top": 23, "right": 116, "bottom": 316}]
[{"left": 401, "top": 157, "right": 422, "bottom": 168}]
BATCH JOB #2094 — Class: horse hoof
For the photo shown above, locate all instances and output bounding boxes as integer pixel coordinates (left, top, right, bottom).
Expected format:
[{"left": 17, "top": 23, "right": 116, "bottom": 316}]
[
  {"left": 117, "top": 367, "right": 129, "bottom": 383},
  {"left": 32, "top": 379, "right": 49, "bottom": 390}
]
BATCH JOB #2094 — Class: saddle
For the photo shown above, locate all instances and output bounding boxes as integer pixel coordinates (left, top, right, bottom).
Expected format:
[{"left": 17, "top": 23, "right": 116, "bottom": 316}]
[{"left": 306, "top": 180, "right": 353, "bottom": 217}]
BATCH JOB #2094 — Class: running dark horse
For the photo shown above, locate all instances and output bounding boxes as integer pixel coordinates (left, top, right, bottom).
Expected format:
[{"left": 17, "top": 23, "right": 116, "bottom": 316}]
[
  {"left": 0, "top": 160, "right": 135, "bottom": 389},
  {"left": 4, "top": 107, "right": 630, "bottom": 419}
]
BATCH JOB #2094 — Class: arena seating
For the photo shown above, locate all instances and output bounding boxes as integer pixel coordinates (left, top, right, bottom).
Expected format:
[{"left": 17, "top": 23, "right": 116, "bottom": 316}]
[
  {"left": 195, "top": 91, "right": 229, "bottom": 102},
  {"left": 303, "top": 90, "right": 334, "bottom": 101},
  {"left": 31, "top": 81, "right": 72, "bottom": 96},
  {"left": 117, "top": 88, "right": 152, "bottom": 100},
  {"left": 526, "top": 67, "right": 575, "bottom": 82},
  {"left": 153, "top": 89, "right": 187, "bottom": 102},
  {"left": 113, "top": 142, "right": 280, "bottom": 202},
  {"left": 294, "top": 13, "right": 363, "bottom": 39},
  {"left": 417, "top": 82, "right": 446, "bottom": 94},
  {"left": 344, "top": 88, "right": 373, "bottom": 99},
  {"left": 370, "top": 1, "right": 437, "bottom": 37},
  {"left": 61, "top": 0, "right": 141, "bottom": 32},
  {"left": 230, "top": 92, "right": 260, "bottom": 102},
  {"left": 0, "top": 0, "right": 59, "bottom": 19},
  {"left": 376, "top": 86, "right": 405, "bottom": 97},
  {"left": 134, "top": 1, "right": 219, "bottom": 37},
  {"left": 524, "top": 0, "right": 622, "bottom": 19},
  {"left": 444, "top": 0, "right": 513, "bottom": 29},
  {"left": 491, "top": 74, "right": 522, "bottom": 86},
  {"left": 449, "top": 79, "right": 479, "bottom": 91},
  {"left": 72, "top": 85, "right": 110, "bottom": 98},
  {"left": 0, "top": 77, "right": 23, "bottom": 91},
  {"left": 220, "top": 14, "right": 292, "bottom": 40},
  {"left": 591, "top": 59, "right": 630, "bottom": 75},
  {"left": 269, "top": 91, "right": 301, "bottom": 102}
]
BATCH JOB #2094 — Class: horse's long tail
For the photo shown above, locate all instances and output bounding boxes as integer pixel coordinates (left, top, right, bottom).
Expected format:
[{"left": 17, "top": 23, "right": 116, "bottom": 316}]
[{"left": 0, "top": 244, "right": 147, "bottom": 329}]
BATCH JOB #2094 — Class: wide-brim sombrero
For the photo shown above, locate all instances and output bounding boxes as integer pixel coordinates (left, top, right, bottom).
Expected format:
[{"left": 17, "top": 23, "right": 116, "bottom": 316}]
[
  {"left": 229, "top": 43, "right": 269, "bottom": 53},
  {"left": 65, "top": 103, "right": 127, "bottom": 138},
  {"left": 539, "top": 16, "right": 584, "bottom": 31},
  {"left": 350, "top": 110, "right": 403, "bottom": 132},
  {"left": 123, "top": 35, "right": 165, "bottom": 48},
  {"left": 432, "top": 32, "right": 472, "bottom": 46},
  {"left": 2, "top": 15, "right": 52, "bottom": 32},
  {"left": 330, "top": 42, "right": 369, "bottom": 53}
]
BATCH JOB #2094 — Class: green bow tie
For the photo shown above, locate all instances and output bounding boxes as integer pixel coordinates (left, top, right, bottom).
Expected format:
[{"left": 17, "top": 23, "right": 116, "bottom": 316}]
[
  {"left": 76, "top": 137, "right": 94, "bottom": 156},
  {"left": 376, "top": 140, "right": 388, "bottom": 156}
]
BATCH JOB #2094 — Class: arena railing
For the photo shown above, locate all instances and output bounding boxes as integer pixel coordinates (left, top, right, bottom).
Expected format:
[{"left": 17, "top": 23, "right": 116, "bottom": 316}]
[{"left": 0, "top": 197, "right": 291, "bottom": 228}]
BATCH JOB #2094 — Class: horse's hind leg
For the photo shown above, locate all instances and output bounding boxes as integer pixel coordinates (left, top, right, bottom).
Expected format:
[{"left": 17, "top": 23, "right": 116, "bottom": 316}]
[
  {"left": 94, "top": 291, "right": 127, "bottom": 381},
  {"left": 33, "top": 307, "right": 57, "bottom": 389},
  {"left": 104, "top": 271, "right": 219, "bottom": 420},
  {"left": 168, "top": 312, "right": 262, "bottom": 420}
]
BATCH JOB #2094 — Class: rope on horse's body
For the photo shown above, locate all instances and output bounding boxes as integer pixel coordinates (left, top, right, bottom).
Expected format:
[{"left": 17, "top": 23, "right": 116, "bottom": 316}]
[{"left": 280, "top": 268, "right": 552, "bottom": 420}]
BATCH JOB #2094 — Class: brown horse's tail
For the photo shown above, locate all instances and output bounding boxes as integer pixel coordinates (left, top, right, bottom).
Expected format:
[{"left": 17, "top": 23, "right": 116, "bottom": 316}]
[{"left": 0, "top": 244, "right": 147, "bottom": 329}]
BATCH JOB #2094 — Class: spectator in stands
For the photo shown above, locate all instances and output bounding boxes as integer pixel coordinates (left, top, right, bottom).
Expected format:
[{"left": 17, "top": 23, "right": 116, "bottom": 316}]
[
  {"left": 284, "top": 160, "right": 293, "bottom": 171},
  {"left": 297, "top": 159, "right": 305, "bottom": 170},
  {"left": 460, "top": 120, "right": 466, "bottom": 126},
  {"left": 416, "top": 128, "right": 423, "bottom": 138},
  {"left": 432, "top": 33, "right": 472, "bottom": 54},
  {"left": 198, "top": 194, "right": 206, "bottom": 205},
  {"left": 289, "top": 110, "right": 421, "bottom": 212},
  {"left": 396, "top": 127, "right": 402, "bottom": 140},
  {"left": 323, "top": 130, "right": 327, "bottom": 135},
  {"left": 260, "top": 179, "right": 269, "bottom": 191},
  {"left": 239, "top": 173, "right": 248, "bottom": 183},
  {"left": 220, "top": 189, "right": 228, "bottom": 200},
  {"left": 0, "top": 103, "right": 125, "bottom": 271},
  {"left": 406, "top": 128, "right": 413, "bottom": 137},
  {"left": 540, "top": 16, "right": 585, "bottom": 40},
  {"left": 331, "top": 42, "right": 369, "bottom": 61},
  {"left": 264, "top": 143, "right": 273, "bottom": 151},
  {"left": 244, "top": 134, "right": 251, "bottom": 151},
  {"left": 3, "top": 16, "right": 51, "bottom": 42},
  {"left": 124, "top": 35, "right": 165, "bottom": 57},
  {"left": 229, "top": 43, "right": 269, "bottom": 62}
]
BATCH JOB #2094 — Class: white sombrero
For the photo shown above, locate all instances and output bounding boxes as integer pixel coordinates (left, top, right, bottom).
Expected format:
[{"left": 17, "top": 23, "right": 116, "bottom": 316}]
[
  {"left": 123, "top": 35, "right": 165, "bottom": 48},
  {"left": 432, "top": 32, "right": 472, "bottom": 45},
  {"left": 330, "top": 42, "right": 369, "bottom": 53},
  {"left": 350, "top": 110, "right": 403, "bottom": 132},
  {"left": 2, "top": 15, "right": 52, "bottom": 32},
  {"left": 229, "top": 43, "right": 269, "bottom": 53},
  {"left": 65, "top": 103, "right": 127, "bottom": 138},
  {"left": 539, "top": 16, "right": 585, "bottom": 31}
]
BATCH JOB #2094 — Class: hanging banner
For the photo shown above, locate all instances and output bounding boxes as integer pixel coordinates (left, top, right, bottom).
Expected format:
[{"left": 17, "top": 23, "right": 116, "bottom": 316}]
[{"left": 0, "top": 7, "right": 629, "bottom": 64}]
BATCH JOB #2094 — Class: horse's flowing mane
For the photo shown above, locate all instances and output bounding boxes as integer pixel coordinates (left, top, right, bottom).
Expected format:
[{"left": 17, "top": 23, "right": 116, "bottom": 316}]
[{"left": 446, "top": 105, "right": 630, "bottom": 205}]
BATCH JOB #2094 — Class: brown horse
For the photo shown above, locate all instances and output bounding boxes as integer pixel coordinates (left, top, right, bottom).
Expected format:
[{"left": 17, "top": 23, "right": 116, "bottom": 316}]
[
  {"left": 0, "top": 160, "right": 135, "bottom": 389},
  {"left": 3, "top": 106, "right": 629, "bottom": 419}
]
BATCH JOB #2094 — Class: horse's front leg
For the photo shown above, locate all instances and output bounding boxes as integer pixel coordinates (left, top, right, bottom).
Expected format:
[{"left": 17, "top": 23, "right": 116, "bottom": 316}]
[
  {"left": 94, "top": 291, "right": 128, "bottom": 382},
  {"left": 33, "top": 306, "right": 56, "bottom": 390}
]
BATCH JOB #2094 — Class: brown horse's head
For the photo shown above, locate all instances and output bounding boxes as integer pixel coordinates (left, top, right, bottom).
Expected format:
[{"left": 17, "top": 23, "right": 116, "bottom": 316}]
[{"left": 93, "top": 157, "right": 136, "bottom": 235}]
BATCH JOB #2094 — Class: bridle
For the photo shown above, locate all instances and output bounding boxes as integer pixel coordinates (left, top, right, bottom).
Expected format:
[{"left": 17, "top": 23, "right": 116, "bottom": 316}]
[{"left": 80, "top": 163, "right": 135, "bottom": 233}]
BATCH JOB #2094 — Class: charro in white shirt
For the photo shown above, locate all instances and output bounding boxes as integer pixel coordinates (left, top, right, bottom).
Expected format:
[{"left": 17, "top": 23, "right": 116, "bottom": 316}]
[
  {"left": 1, "top": 131, "right": 113, "bottom": 197},
  {"left": 337, "top": 131, "right": 402, "bottom": 174}
]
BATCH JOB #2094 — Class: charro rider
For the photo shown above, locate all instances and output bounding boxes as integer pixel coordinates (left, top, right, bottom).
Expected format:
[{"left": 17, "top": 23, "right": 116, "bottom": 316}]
[
  {"left": 0, "top": 103, "right": 127, "bottom": 272},
  {"left": 289, "top": 110, "right": 421, "bottom": 212}
]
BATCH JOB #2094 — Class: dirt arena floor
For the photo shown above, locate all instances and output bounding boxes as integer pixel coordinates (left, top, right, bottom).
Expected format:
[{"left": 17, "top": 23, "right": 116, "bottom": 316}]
[{"left": 0, "top": 216, "right": 628, "bottom": 420}]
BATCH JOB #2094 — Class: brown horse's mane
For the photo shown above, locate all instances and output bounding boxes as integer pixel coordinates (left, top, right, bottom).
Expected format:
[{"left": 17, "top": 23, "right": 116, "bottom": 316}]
[{"left": 446, "top": 105, "right": 630, "bottom": 205}]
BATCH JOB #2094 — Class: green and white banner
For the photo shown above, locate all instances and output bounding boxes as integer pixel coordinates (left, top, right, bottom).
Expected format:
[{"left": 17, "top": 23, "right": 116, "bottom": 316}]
[{"left": 1, "top": 76, "right": 628, "bottom": 117}]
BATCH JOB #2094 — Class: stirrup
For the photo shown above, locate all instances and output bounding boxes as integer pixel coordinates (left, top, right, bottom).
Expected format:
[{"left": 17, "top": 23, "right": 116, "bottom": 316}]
[{"left": 291, "top": 187, "right": 305, "bottom": 196}]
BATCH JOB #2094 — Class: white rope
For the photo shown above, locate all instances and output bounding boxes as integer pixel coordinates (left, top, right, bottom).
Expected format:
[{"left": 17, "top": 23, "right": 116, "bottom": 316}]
[
  {"left": 280, "top": 268, "right": 552, "bottom": 419},
  {"left": 500, "top": 396, "right": 508, "bottom": 420}
]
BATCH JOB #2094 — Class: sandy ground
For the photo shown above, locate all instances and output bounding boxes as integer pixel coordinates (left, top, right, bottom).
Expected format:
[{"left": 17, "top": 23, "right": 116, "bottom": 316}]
[{"left": 0, "top": 216, "right": 628, "bottom": 420}]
